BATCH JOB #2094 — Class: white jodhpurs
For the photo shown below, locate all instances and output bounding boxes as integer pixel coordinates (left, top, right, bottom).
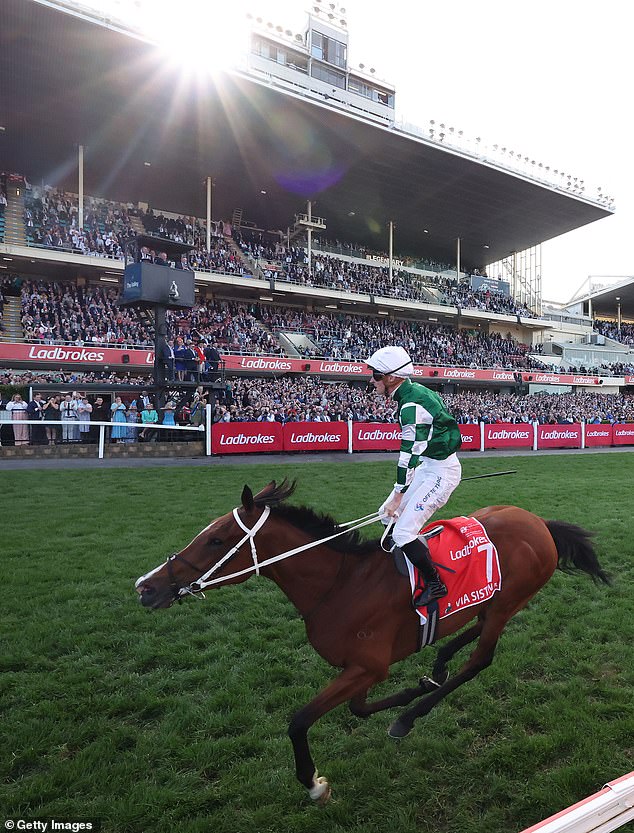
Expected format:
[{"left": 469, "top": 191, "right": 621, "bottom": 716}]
[{"left": 381, "top": 453, "right": 462, "bottom": 547}]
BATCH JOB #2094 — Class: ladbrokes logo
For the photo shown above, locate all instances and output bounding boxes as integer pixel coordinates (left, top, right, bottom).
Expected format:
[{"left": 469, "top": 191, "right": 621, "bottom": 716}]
[
  {"left": 219, "top": 433, "right": 275, "bottom": 445},
  {"left": 541, "top": 429, "right": 579, "bottom": 440},
  {"left": 289, "top": 432, "right": 342, "bottom": 443},
  {"left": 615, "top": 428, "right": 634, "bottom": 437},
  {"left": 318, "top": 361, "right": 363, "bottom": 374},
  {"left": 488, "top": 429, "right": 530, "bottom": 440},
  {"left": 460, "top": 433, "right": 475, "bottom": 443},
  {"left": 28, "top": 346, "right": 105, "bottom": 362},
  {"left": 587, "top": 429, "right": 610, "bottom": 438},
  {"left": 492, "top": 371, "right": 514, "bottom": 381},
  {"left": 358, "top": 428, "right": 400, "bottom": 441},
  {"left": 535, "top": 374, "right": 562, "bottom": 383},
  {"left": 239, "top": 357, "right": 292, "bottom": 371},
  {"left": 442, "top": 368, "right": 476, "bottom": 379}
]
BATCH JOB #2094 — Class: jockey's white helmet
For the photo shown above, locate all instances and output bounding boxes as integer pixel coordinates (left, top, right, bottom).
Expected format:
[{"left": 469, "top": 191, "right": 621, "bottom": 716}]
[{"left": 365, "top": 346, "right": 414, "bottom": 378}]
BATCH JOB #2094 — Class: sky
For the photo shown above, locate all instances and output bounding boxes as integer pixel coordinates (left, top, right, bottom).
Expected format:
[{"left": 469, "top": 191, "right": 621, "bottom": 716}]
[{"left": 84, "top": 0, "right": 631, "bottom": 303}]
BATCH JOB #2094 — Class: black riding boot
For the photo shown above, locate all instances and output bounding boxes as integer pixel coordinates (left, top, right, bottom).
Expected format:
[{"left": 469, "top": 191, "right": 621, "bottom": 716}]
[{"left": 402, "top": 538, "right": 447, "bottom": 607}]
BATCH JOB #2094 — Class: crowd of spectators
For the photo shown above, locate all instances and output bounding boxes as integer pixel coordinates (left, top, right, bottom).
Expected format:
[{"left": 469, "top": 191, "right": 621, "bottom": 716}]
[
  {"left": 594, "top": 318, "right": 634, "bottom": 347},
  {"left": 3, "top": 370, "right": 634, "bottom": 449},
  {"left": 23, "top": 187, "right": 136, "bottom": 258},
  {"left": 20, "top": 279, "right": 155, "bottom": 346},
  {"left": 211, "top": 377, "right": 634, "bottom": 425},
  {"left": 0, "top": 384, "right": 209, "bottom": 446},
  {"left": 11, "top": 277, "right": 634, "bottom": 376},
  {"left": 260, "top": 305, "right": 541, "bottom": 369},
  {"left": 234, "top": 229, "right": 535, "bottom": 317}
]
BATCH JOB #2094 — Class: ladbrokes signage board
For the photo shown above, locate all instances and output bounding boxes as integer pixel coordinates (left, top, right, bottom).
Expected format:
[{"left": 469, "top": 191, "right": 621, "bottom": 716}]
[
  {"left": 352, "top": 424, "right": 401, "bottom": 451},
  {"left": 283, "top": 422, "right": 348, "bottom": 452},
  {"left": 484, "top": 424, "right": 533, "bottom": 449},
  {"left": 0, "top": 342, "right": 154, "bottom": 366},
  {"left": 585, "top": 425, "right": 613, "bottom": 447},
  {"left": 211, "top": 422, "right": 283, "bottom": 454},
  {"left": 613, "top": 424, "right": 634, "bottom": 445},
  {"left": 458, "top": 425, "right": 480, "bottom": 450},
  {"left": 537, "top": 424, "right": 582, "bottom": 449},
  {"left": 352, "top": 423, "right": 480, "bottom": 452},
  {"left": 0, "top": 342, "right": 612, "bottom": 386}
]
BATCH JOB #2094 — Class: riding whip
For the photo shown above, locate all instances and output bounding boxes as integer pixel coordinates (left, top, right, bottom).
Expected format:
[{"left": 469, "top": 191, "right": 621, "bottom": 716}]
[{"left": 461, "top": 470, "right": 517, "bottom": 482}]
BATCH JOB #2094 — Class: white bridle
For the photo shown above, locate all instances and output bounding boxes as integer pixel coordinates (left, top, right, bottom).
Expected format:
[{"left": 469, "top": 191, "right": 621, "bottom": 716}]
[{"left": 172, "top": 507, "right": 384, "bottom": 598}]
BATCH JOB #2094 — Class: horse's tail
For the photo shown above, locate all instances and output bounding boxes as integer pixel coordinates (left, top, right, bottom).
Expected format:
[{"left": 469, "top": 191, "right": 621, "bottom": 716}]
[{"left": 545, "top": 520, "right": 611, "bottom": 585}]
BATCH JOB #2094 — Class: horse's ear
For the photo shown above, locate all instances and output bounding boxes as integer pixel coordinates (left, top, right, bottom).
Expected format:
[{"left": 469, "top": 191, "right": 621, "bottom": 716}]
[{"left": 241, "top": 484, "right": 254, "bottom": 511}]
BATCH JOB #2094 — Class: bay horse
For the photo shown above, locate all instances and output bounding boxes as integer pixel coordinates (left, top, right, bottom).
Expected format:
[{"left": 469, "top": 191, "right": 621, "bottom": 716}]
[{"left": 135, "top": 479, "right": 609, "bottom": 805}]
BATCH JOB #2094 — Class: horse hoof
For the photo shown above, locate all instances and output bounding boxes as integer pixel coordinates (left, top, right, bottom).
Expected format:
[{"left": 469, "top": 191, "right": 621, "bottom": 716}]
[
  {"left": 388, "top": 718, "right": 412, "bottom": 738},
  {"left": 309, "top": 775, "right": 331, "bottom": 805},
  {"left": 418, "top": 675, "right": 441, "bottom": 692}
]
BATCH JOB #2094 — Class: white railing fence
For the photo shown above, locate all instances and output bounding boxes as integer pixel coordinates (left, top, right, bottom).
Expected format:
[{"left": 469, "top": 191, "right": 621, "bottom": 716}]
[
  {"left": 1, "top": 405, "right": 212, "bottom": 459},
  {"left": 520, "top": 772, "right": 634, "bottom": 833}
]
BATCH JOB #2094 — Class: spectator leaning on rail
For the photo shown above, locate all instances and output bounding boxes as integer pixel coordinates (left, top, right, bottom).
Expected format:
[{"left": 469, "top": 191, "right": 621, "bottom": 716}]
[{"left": 366, "top": 346, "right": 462, "bottom": 607}]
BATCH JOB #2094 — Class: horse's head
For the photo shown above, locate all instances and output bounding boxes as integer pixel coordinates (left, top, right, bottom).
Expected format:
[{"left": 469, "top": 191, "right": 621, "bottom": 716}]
[{"left": 135, "top": 479, "right": 296, "bottom": 609}]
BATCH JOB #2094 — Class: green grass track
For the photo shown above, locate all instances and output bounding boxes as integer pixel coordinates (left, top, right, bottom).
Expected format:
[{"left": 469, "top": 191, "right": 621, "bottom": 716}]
[{"left": 1, "top": 454, "right": 633, "bottom": 832}]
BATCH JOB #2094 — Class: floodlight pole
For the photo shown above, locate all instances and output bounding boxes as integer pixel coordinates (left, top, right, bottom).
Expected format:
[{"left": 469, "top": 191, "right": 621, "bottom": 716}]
[
  {"left": 456, "top": 236, "right": 461, "bottom": 282},
  {"left": 206, "top": 176, "right": 213, "bottom": 254},
  {"left": 307, "top": 200, "right": 313, "bottom": 278},
  {"left": 388, "top": 220, "right": 394, "bottom": 283},
  {"left": 78, "top": 144, "right": 84, "bottom": 231}
]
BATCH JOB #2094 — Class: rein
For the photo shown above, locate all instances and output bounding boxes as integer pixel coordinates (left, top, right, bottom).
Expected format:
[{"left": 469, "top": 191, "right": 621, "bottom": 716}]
[{"left": 172, "top": 508, "right": 383, "bottom": 599}]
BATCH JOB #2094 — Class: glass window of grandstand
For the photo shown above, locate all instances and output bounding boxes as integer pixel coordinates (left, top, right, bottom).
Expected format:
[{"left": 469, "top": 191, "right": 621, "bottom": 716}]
[
  {"left": 311, "top": 63, "right": 346, "bottom": 89},
  {"left": 348, "top": 77, "right": 394, "bottom": 107},
  {"left": 311, "top": 31, "right": 347, "bottom": 69},
  {"left": 251, "top": 36, "right": 307, "bottom": 70}
]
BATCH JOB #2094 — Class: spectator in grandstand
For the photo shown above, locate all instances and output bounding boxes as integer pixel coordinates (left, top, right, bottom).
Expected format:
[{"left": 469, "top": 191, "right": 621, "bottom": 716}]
[
  {"left": 366, "top": 346, "right": 462, "bottom": 607},
  {"left": 139, "top": 401, "right": 159, "bottom": 441},
  {"left": 26, "top": 392, "right": 47, "bottom": 445},
  {"left": 124, "top": 403, "right": 140, "bottom": 443},
  {"left": 110, "top": 396, "right": 127, "bottom": 442},
  {"left": 162, "top": 338, "right": 176, "bottom": 381},
  {"left": 42, "top": 395, "right": 60, "bottom": 444},
  {"left": 77, "top": 396, "right": 93, "bottom": 441},
  {"left": 7, "top": 393, "right": 29, "bottom": 446},
  {"left": 60, "top": 393, "right": 80, "bottom": 443},
  {"left": 190, "top": 397, "right": 207, "bottom": 428},
  {"left": 173, "top": 336, "right": 187, "bottom": 381},
  {"left": 161, "top": 401, "right": 177, "bottom": 440},
  {"left": 89, "top": 396, "right": 109, "bottom": 443}
]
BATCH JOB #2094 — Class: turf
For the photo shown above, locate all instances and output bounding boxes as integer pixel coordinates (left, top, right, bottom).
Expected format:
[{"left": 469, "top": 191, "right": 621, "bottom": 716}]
[{"left": 1, "top": 454, "right": 633, "bottom": 833}]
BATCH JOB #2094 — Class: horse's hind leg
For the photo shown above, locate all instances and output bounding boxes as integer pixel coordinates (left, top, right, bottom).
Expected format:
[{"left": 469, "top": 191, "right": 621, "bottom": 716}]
[
  {"left": 350, "top": 620, "right": 484, "bottom": 718},
  {"left": 349, "top": 679, "right": 438, "bottom": 718},
  {"left": 388, "top": 611, "right": 508, "bottom": 738},
  {"left": 432, "top": 619, "right": 483, "bottom": 684}
]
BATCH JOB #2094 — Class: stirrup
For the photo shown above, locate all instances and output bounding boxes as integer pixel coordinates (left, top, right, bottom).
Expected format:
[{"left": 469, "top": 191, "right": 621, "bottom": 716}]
[{"left": 413, "top": 580, "right": 447, "bottom": 609}]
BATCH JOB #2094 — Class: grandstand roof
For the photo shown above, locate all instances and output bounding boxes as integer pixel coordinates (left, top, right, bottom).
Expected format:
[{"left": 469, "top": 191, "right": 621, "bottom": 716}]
[
  {"left": 571, "top": 279, "right": 634, "bottom": 319},
  {"left": 1, "top": 0, "right": 613, "bottom": 271}
]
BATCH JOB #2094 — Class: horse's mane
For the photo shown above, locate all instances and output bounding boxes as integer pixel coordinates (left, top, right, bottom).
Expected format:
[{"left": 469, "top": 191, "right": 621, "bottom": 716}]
[{"left": 253, "top": 479, "right": 379, "bottom": 556}]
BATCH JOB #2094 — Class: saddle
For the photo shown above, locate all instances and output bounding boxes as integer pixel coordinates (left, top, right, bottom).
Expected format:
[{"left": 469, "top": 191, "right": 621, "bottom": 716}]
[{"left": 390, "top": 525, "right": 444, "bottom": 577}]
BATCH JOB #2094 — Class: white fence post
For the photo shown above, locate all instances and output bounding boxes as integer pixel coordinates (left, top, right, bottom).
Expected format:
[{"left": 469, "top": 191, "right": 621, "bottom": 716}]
[
  {"left": 98, "top": 425, "right": 105, "bottom": 459},
  {"left": 205, "top": 404, "right": 212, "bottom": 456},
  {"left": 479, "top": 421, "right": 485, "bottom": 452},
  {"left": 348, "top": 418, "right": 353, "bottom": 454}
]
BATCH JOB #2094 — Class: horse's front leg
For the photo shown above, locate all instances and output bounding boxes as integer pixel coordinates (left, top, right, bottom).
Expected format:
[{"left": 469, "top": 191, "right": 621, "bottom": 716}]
[{"left": 288, "top": 663, "right": 386, "bottom": 804}]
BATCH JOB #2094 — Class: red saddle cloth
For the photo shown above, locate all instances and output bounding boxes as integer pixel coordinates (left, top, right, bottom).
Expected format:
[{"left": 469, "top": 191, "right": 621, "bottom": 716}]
[{"left": 410, "top": 516, "right": 502, "bottom": 623}]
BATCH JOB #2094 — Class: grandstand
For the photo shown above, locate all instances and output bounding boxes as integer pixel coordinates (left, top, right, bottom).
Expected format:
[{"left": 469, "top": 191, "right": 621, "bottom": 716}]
[{"left": 1, "top": 0, "right": 633, "bottom": 437}]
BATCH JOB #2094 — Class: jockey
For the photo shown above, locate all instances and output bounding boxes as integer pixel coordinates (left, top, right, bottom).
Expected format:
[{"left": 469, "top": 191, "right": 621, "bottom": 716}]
[{"left": 366, "top": 345, "right": 462, "bottom": 606}]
